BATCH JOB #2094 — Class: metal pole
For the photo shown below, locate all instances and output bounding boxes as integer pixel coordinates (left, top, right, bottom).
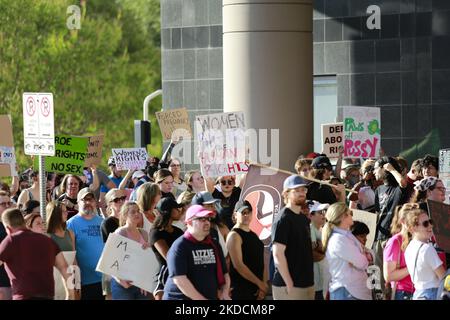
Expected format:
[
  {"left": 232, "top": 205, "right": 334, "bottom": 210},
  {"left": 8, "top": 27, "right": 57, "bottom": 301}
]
[
  {"left": 39, "top": 155, "right": 46, "bottom": 221},
  {"left": 143, "top": 89, "right": 162, "bottom": 121}
]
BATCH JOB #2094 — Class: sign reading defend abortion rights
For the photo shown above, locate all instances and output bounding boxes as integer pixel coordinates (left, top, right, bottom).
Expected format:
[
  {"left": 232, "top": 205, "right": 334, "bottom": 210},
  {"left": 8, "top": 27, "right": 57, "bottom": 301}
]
[
  {"left": 343, "top": 107, "right": 381, "bottom": 158},
  {"left": 321, "top": 122, "right": 343, "bottom": 159},
  {"left": 195, "top": 112, "right": 248, "bottom": 178},
  {"left": 155, "top": 107, "right": 192, "bottom": 141},
  {"left": 96, "top": 233, "right": 158, "bottom": 293},
  {"left": 39, "top": 135, "right": 88, "bottom": 175},
  {"left": 112, "top": 148, "right": 148, "bottom": 171}
]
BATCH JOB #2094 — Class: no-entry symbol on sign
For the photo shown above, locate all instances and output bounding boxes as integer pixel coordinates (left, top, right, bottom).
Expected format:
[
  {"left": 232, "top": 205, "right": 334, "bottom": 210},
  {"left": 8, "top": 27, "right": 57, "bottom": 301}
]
[
  {"left": 26, "top": 96, "right": 36, "bottom": 116},
  {"left": 41, "top": 97, "right": 51, "bottom": 117}
]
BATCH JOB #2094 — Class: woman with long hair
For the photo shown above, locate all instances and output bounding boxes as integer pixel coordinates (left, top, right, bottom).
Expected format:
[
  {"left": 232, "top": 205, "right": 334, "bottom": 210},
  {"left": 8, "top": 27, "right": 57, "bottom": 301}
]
[
  {"left": 322, "top": 202, "right": 371, "bottom": 300},
  {"left": 149, "top": 198, "right": 184, "bottom": 300},
  {"left": 168, "top": 158, "right": 187, "bottom": 198},
  {"left": 111, "top": 202, "right": 151, "bottom": 300},
  {"left": 177, "top": 170, "right": 205, "bottom": 204},
  {"left": 410, "top": 177, "right": 446, "bottom": 212},
  {"left": 154, "top": 169, "right": 175, "bottom": 200},
  {"left": 382, "top": 203, "right": 416, "bottom": 300},
  {"left": 403, "top": 208, "right": 445, "bottom": 300},
  {"left": 136, "top": 183, "right": 162, "bottom": 234}
]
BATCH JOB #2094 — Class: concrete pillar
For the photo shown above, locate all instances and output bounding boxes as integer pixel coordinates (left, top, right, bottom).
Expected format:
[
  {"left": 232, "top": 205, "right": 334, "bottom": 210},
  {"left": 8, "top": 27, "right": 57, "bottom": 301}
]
[{"left": 223, "top": 0, "right": 313, "bottom": 172}]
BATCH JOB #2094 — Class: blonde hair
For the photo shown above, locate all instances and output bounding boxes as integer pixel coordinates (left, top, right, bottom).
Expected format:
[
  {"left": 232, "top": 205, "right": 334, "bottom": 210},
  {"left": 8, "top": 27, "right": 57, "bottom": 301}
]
[
  {"left": 136, "top": 182, "right": 161, "bottom": 212},
  {"left": 322, "top": 202, "right": 350, "bottom": 252},
  {"left": 119, "top": 201, "right": 140, "bottom": 227},
  {"left": 400, "top": 205, "right": 427, "bottom": 251}
]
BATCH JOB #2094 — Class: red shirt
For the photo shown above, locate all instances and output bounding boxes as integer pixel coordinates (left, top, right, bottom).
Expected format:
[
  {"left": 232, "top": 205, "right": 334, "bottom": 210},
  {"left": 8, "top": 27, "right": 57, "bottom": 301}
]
[{"left": 0, "top": 229, "right": 60, "bottom": 300}]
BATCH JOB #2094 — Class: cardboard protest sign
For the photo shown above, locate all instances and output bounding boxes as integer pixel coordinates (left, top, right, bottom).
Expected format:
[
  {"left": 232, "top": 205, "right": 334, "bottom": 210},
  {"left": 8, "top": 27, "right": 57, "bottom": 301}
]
[
  {"left": 0, "top": 115, "right": 17, "bottom": 177},
  {"left": 352, "top": 209, "right": 377, "bottom": 249},
  {"left": 343, "top": 107, "right": 381, "bottom": 158},
  {"left": 155, "top": 107, "right": 192, "bottom": 141},
  {"left": 239, "top": 164, "right": 290, "bottom": 245},
  {"left": 195, "top": 112, "right": 248, "bottom": 178},
  {"left": 84, "top": 135, "right": 104, "bottom": 167},
  {"left": 112, "top": 148, "right": 148, "bottom": 171},
  {"left": 321, "top": 122, "right": 343, "bottom": 159},
  {"left": 439, "top": 149, "right": 450, "bottom": 204},
  {"left": 38, "top": 135, "right": 88, "bottom": 175},
  {"left": 96, "top": 233, "right": 158, "bottom": 293},
  {"left": 428, "top": 200, "right": 450, "bottom": 252}
]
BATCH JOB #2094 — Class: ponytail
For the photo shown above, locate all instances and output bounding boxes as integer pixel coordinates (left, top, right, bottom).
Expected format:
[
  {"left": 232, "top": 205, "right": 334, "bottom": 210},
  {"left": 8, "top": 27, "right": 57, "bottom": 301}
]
[
  {"left": 321, "top": 202, "right": 349, "bottom": 252},
  {"left": 322, "top": 221, "right": 335, "bottom": 252}
]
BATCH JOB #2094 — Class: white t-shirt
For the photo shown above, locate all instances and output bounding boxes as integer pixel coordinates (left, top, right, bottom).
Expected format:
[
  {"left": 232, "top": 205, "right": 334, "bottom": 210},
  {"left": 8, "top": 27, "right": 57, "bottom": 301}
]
[{"left": 404, "top": 239, "right": 443, "bottom": 290}]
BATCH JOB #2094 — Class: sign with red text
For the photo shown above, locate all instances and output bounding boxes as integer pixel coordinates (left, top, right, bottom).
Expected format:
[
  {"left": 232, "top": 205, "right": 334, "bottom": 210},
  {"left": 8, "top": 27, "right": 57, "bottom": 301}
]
[
  {"left": 22, "top": 92, "right": 55, "bottom": 156},
  {"left": 343, "top": 106, "right": 380, "bottom": 158},
  {"left": 321, "top": 122, "right": 343, "bottom": 159},
  {"left": 112, "top": 148, "right": 148, "bottom": 171},
  {"left": 195, "top": 112, "right": 248, "bottom": 177}
]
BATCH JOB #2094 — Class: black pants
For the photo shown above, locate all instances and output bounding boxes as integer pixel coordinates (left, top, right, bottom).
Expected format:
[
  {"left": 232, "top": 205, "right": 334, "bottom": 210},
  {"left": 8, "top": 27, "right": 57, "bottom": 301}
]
[{"left": 81, "top": 282, "right": 104, "bottom": 300}]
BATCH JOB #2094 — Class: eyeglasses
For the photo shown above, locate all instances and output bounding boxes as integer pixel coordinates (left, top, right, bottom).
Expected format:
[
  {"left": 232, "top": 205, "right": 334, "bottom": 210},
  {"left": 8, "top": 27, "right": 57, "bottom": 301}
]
[
  {"left": 419, "top": 219, "right": 434, "bottom": 228},
  {"left": 220, "top": 179, "right": 234, "bottom": 186},
  {"left": 170, "top": 164, "right": 181, "bottom": 168},
  {"left": 0, "top": 201, "right": 12, "bottom": 207},
  {"left": 112, "top": 196, "right": 126, "bottom": 203},
  {"left": 193, "top": 217, "right": 213, "bottom": 223},
  {"left": 238, "top": 210, "right": 251, "bottom": 216}
]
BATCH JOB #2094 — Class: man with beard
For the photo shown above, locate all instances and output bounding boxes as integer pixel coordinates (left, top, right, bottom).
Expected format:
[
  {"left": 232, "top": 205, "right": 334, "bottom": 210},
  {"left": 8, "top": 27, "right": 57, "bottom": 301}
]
[
  {"left": 271, "top": 175, "right": 314, "bottom": 300},
  {"left": 372, "top": 157, "right": 408, "bottom": 293},
  {"left": 67, "top": 188, "right": 105, "bottom": 300}
]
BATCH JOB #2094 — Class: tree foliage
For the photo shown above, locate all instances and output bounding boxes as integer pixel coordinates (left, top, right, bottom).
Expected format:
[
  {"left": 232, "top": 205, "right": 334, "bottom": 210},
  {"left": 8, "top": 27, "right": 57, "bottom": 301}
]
[{"left": 0, "top": 0, "right": 163, "bottom": 172}]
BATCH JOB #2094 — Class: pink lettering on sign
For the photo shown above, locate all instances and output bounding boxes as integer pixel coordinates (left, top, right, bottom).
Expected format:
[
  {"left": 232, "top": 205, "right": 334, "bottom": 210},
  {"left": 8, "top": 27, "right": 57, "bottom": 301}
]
[{"left": 344, "top": 137, "right": 378, "bottom": 158}]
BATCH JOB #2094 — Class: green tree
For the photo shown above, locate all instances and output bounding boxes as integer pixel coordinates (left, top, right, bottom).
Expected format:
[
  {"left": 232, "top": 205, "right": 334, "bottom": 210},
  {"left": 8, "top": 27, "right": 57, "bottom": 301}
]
[{"left": 0, "top": 0, "right": 163, "bottom": 173}]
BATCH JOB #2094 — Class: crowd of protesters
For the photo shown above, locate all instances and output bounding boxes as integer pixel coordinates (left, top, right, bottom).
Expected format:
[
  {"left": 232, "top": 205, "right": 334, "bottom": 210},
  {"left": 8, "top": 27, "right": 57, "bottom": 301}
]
[{"left": 0, "top": 137, "right": 449, "bottom": 300}]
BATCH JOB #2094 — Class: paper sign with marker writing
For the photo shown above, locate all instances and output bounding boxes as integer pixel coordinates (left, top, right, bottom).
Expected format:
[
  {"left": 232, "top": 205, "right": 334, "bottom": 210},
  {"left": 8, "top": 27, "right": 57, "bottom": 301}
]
[
  {"left": 0, "top": 115, "right": 17, "bottom": 177},
  {"left": 112, "top": 148, "right": 148, "bottom": 171},
  {"left": 96, "top": 233, "right": 158, "bottom": 293},
  {"left": 156, "top": 107, "right": 192, "bottom": 141}
]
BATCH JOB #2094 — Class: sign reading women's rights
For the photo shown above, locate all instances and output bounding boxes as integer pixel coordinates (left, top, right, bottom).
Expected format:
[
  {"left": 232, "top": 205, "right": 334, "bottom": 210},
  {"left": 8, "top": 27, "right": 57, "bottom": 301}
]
[
  {"left": 321, "top": 122, "right": 343, "bottom": 159},
  {"left": 155, "top": 107, "right": 192, "bottom": 141},
  {"left": 343, "top": 106, "right": 381, "bottom": 158},
  {"left": 39, "top": 135, "right": 88, "bottom": 175},
  {"left": 96, "top": 233, "right": 158, "bottom": 293},
  {"left": 195, "top": 112, "right": 248, "bottom": 178},
  {"left": 112, "top": 148, "right": 148, "bottom": 171}
]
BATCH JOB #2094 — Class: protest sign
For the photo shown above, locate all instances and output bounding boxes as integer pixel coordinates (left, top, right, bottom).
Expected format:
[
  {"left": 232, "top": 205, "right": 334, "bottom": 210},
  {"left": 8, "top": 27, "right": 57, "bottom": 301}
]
[
  {"left": 155, "top": 107, "right": 192, "bottom": 141},
  {"left": 343, "top": 107, "right": 380, "bottom": 158},
  {"left": 0, "top": 115, "right": 17, "bottom": 177},
  {"left": 195, "top": 112, "right": 248, "bottom": 177},
  {"left": 38, "top": 135, "right": 88, "bottom": 175},
  {"left": 112, "top": 148, "right": 148, "bottom": 171},
  {"left": 84, "top": 135, "right": 104, "bottom": 167},
  {"left": 439, "top": 149, "right": 450, "bottom": 204},
  {"left": 352, "top": 209, "right": 377, "bottom": 249},
  {"left": 240, "top": 164, "right": 290, "bottom": 245},
  {"left": 427, "top": 200, "right": 450, "bottom": 252},
  {"left": 96, "top": 233, "right": 158, "bottom": 293},
  {"left": 321, "top": 122, "right": 343, "bottom": 159},
  {"left": 53, "top": 251, "right": 80, "bottom": 300}
]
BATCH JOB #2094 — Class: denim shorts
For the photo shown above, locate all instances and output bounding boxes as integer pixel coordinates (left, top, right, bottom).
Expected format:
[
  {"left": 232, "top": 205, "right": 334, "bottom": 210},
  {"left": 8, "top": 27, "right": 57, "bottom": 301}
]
[
  {"left": 330, "top": 287, "right": 358, "bottom": 300},
  {"left": 111, "top": 278, "right": 149, "bottom": 300},
  {"left": 394, "top": 290, "right": 413, "bottom": 300},
  {"left": 413, "top": 288, "right": 438, "bottom": 300}
]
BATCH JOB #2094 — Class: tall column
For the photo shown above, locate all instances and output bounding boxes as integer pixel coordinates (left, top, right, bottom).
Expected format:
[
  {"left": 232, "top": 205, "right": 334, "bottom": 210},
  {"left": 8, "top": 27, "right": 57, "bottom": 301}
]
[{"left": 223, "top": 0, "right": 313, "bottom": 172}]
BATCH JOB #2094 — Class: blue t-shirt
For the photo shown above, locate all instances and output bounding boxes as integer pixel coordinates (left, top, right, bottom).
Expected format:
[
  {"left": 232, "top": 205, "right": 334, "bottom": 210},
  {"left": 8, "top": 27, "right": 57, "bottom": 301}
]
[
  {"left": 163, "top": 236, "right": 227, "bottom": 300},
  {"left": 100, "top": 175, "right": 123, "bottom": 193},
  {"left": 66, "top": 214, "right": 104, "bottom": 285}
]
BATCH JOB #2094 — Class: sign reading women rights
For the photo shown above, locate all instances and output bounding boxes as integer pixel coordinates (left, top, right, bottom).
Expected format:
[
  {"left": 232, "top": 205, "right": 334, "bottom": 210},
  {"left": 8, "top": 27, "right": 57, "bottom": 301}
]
[
  {"left": 112, "top": 148, "right": 148, "bottom": 171},
  {"left": 343, "top": 106, "right": 381, "bottom": 158},
  {"left": 195, "top": 112, "right": 247, "bottom": 178}
]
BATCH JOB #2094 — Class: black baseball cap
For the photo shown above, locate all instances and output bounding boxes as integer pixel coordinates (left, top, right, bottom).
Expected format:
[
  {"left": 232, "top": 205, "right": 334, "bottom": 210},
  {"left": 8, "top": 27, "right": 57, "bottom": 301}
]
[
  {"left": 156, "top": 197, "right": 183, "bottom": 215},
  {"left": 311, "top": 156, "right": 332, "bottom": 170}
]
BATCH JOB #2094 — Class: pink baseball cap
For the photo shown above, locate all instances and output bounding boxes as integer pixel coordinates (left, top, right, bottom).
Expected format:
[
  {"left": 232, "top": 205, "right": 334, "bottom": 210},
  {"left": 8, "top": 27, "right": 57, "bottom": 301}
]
[{"left": 185, "top": 204, "right": 214, "bottom": 222}]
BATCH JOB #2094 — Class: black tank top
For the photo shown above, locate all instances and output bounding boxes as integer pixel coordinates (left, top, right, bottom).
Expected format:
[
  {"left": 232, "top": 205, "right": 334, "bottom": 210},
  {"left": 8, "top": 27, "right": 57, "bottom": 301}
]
[{"left": 229, "top": 228, "right": 264, "bottom": 299}]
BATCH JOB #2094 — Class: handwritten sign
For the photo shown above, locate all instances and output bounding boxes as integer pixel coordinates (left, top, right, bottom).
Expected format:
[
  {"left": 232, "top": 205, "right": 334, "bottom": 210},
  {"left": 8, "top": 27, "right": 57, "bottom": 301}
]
[
  {"left": 155, "top": 108, "right": 192, "bottom": 141},
  {"left": 112, "top": 148, "right": 148, "bottom": 171},
  {"left": 84, "top": 135, "right": 104, "bottom": 167},
  {"left": 0, "top": 115, "right": 17, "bottom": 177},
  {"left": 428, "top": 200, "right": 450, "bottom": 252},
  {"left": 343, "top": 107, "right": 380, "bottom": 158},
  {"left": 321, "top": 122, "right": 343, "bottom": 159},
  {"left": 439, "top": 149, "right": 450, "bottom": 204},
  {"left": 195, "top": 112, "right": 248, "bottom": 178},
  {"left": 96, "top": 232, "right": 158, "bottom": 293},
  {"left": 352, "top": 209, "right": 377, "bottom": 249}
]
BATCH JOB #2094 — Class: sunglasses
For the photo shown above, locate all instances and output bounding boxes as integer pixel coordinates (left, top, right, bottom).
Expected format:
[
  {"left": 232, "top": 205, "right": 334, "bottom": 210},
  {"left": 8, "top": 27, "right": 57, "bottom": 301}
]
[
  {"left": 418, "top": 219, "right": 434, "bottom": 228},
  {"left": 112, "top": 196, "right": 126, "bottom": 203},
  {"left": 193, "top": 217, "right": 213, "bottom": 222},
  {"left": 220, "top": 179, "right": 234, "bottom": 186}
]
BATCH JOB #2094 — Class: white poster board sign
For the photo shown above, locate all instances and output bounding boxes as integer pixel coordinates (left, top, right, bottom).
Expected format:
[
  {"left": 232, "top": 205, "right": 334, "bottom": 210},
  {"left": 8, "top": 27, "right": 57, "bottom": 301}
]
[
  {"left": 343, "top": 107, "right": 380, "bottom": 159},
  {"left": 96, "top": 233, "right": 158, "bottom": 293},
  {"left": 439, "top": 148, "right": 450, "bottom": 204},
  {"left": 195, "top": 112, "right": 248, "bottom": 177},
  {"left": 321, "top": 122, "right": 343, "bottom": 159},
  {"left": 112, "top": 148, "right": 148, "bottom": 171},
  {"left": 352, "top": 209, "right": 377, "bottom": 249}
]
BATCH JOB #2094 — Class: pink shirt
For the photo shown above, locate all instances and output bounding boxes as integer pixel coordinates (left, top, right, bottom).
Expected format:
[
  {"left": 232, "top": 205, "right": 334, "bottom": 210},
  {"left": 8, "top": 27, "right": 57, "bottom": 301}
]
[{"left": 383, "top": 233, "right": 414, "bottom": 293}]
